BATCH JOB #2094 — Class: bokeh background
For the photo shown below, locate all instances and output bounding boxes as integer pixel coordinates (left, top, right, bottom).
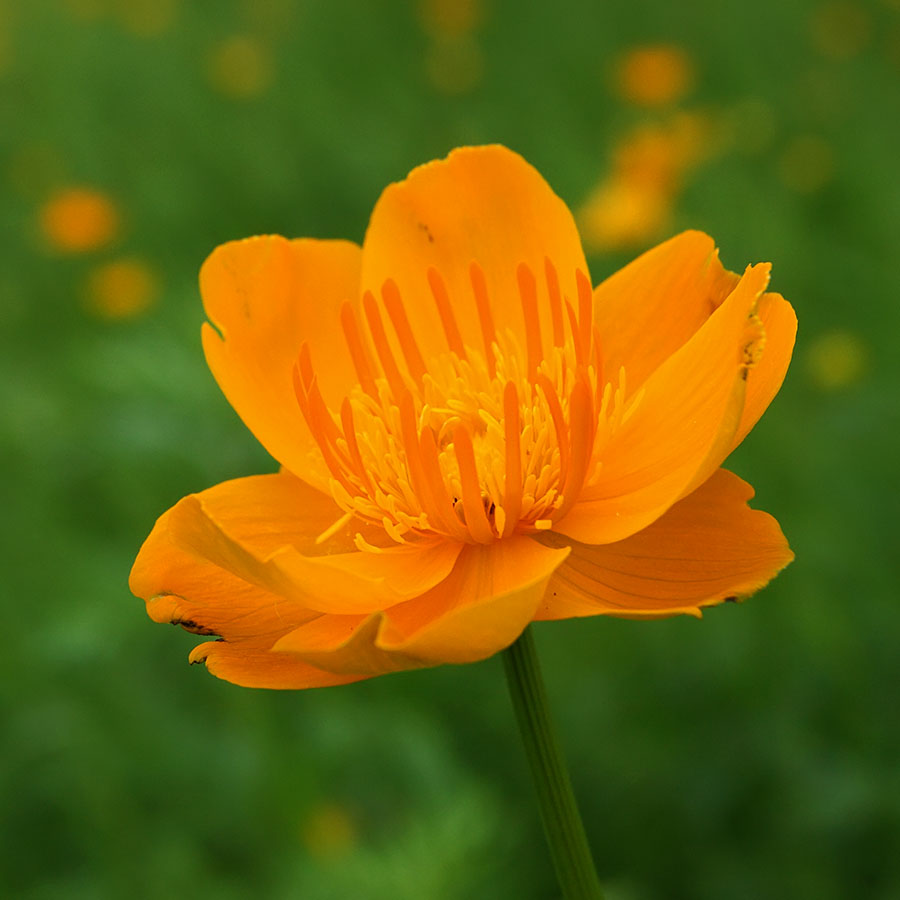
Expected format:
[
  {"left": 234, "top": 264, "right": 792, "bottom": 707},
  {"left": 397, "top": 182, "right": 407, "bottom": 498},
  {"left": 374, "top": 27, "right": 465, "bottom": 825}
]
[{"left": 2, "top": 0, "right": 899, "bottom": 897}]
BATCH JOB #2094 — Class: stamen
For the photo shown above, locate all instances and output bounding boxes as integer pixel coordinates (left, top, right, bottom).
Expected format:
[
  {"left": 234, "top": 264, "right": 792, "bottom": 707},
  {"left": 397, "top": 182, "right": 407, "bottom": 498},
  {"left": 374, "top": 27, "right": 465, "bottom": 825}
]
[
  {"left": 469, "top": 262, "right": 497, "bottom": 377},
  {"left": 565, "top": 298, "right": 586, "bottom": 368},
  {"left": 398, "top": 391, "right": 441, "bottom": 530},
  {"left": 298, "top": 342, "right": 315, "bottom": 390},
  {"left": 340, "top": 398, "right": 374, "bottom": 496},
  {"left": 501, "top": 381, "right": 522, "bottom": 537},
  {"left": 418, "top": 427, "right": 470, "bottom": 541},
  {"left": 315, "top": 511, "right": 353, "bottom": 545},
  {"left": 544, "top": 257, "right": 565, "bottom": 348},
  {"left": 339, "top": 302, "right": 377, "bottom": 398},
  {"left": 517, "top": 263, "right": 542, "bottom": 380},
  {"left": 427, "top": 267, "right": 467, "bottom": 359},
  {"left": 535, "top": 373, "right": 570, "bottom": 489},
  {"left": 557, "top": 377, "right": 594, "bottom": 519},
  {"left": 292, "top": 367, "right": 356, "bottom": 495},
  {"left": 576, "top": 268, "right": 593, "bottom": 362},
  {"left": 363, "top": 290, "right": 407, "bottom": 399},
  {"left": 453, "top": 425, "right": 495, "bottom": 543},
  {"left": 382, "top": 279, "right": 427, "bottom": 381}
]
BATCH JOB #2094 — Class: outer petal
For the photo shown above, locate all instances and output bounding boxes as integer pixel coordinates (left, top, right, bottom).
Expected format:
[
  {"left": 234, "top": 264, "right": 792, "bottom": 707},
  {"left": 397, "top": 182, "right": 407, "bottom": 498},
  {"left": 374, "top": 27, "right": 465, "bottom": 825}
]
[
  {"left": 130, "top": 474, "right": 463, "bottom": 625},
  {"left": 129, "top": 474, "right": 371, "bottom": 690},
  {"left": 536, "top": 468, "right": 793, "bottom": 621},
  {"left": 593, "top": 231, "right": 741, "bottom": 393},
  {"left": 201, "top": 236, "right": 361, "bottom": 490},
  {"left": 555, "top": 262, "right": 770, "bottom": 545},
  {"left": 187, "top": 642, "right": 367, "bottom": 690},
  {"left": 361, "top": 145, "right": 588, "bottom": 364},
  {"left": 274, "top": 536, "right": 570, "bottom": 674},
  {"left": 730, "top": 291, "right": 797, "bottom": 450}
]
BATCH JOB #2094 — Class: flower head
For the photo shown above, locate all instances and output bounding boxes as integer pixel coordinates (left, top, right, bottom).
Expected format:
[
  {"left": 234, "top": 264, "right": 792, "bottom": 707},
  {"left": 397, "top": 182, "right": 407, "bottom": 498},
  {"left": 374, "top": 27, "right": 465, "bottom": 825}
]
[{"left": 130, "top": 146, "right": 795, "bottom": 689}]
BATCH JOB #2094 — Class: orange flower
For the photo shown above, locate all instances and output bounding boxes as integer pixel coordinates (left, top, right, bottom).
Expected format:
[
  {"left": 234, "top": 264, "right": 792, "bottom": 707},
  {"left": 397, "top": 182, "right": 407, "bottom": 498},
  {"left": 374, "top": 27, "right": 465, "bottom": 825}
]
[
  {"left": 39, "top": 187, "right": 119, "bottom": 253},
  {"left": 130, "top": 146, "right": 796, "bottom": 689}
]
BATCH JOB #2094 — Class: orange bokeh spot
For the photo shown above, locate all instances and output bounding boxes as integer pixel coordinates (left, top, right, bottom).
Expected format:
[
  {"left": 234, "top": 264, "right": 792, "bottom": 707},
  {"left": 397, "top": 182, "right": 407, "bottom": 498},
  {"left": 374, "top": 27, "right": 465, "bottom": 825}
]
[
  {"left": 39, "top": 187, "right": 120, "bottom": 253},
  {"left": 85, "top": 258, "right": 158, "bottom": 319},
  {"left": 615, "top": 44, "right": 695, "bottom": 107}
]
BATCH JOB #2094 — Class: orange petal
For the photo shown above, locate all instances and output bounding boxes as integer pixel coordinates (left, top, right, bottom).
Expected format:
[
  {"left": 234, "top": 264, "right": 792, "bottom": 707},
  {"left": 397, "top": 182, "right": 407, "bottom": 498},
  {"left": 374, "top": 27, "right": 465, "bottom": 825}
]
[
  {"left": 272, "top": 613, "right": 425, "bottom": 676},
  {"left": 200, "top": 236, "right": 361, "bottom": 490},
  {"left": 536, "top": 468, "right": 793, "bottom": 620},
  {"left": 132, "top": 473, "right": 462, "bottom": 626},
  {"left": 730, "top": 291, "right": 797, "bottom": 450},
  {"left": 593, "top": 230, "right": 740, "bottom": 394},
  {"left": 131, "top": 470, "right": 459, "bottom": 623},
  {"left": 361, "top": 146, "right": 588, "bottom": 365},
  {"left": 557, "top": 263, "right": 770, "bottom": 544},
  {"left": 188, "top": 641, "right": 368, "bottom": 690},
  {"left": 274, "top": 535, "right": 569, "bottom": 672}
]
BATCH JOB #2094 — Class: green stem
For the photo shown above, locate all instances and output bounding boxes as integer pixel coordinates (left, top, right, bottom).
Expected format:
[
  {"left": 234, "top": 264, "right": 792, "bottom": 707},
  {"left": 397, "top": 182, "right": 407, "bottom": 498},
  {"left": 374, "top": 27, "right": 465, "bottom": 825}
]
[{"left": 502, "top": 626, "right": 605, "bottom": 900}]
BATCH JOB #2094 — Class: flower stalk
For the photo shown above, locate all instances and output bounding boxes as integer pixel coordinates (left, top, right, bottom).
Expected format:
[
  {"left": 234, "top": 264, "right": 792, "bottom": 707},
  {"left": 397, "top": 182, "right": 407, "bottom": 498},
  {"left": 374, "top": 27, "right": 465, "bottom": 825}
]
[{"left": 502, "top": 626, "right": 605, "bottom": 900}]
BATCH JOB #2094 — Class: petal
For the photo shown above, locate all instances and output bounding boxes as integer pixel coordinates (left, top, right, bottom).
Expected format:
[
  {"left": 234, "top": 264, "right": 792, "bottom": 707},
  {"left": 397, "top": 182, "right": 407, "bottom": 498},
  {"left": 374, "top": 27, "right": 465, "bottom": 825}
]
[
  {"left": 730, "top": 291, "right": 797, "bottom": 450},
  {"left": 536, "top": 468, "right": 793, "bottom": 621},
  {"left": 556, "top": 262, "right": 770, "bottom": 544},
  {"left": 361, "top": 145, "right": 588, "bottom": 364},
  {"left": 593, "top": 231, "right": 741, "bottom": 394},
  {"left": 378, "top": 536, "right": 569, "bottom": 663},
  {"left": 201, "top": 236, "right": 361, "bottom": 489},
  {"left": 274, "top": 535, "right": 570, "bottom": 673},
  {"left": 187, "top": 642, "right": 368, "bottom": 690},
  {"left": 131, "top": 474, "right": 463, "bottom": 625}
]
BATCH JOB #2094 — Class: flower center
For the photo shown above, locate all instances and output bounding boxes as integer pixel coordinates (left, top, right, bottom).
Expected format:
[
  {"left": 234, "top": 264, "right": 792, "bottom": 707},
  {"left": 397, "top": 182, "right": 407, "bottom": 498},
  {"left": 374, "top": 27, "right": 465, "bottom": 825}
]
[{"left": 294, "top": 260, "right": 633, "bottom": 546}]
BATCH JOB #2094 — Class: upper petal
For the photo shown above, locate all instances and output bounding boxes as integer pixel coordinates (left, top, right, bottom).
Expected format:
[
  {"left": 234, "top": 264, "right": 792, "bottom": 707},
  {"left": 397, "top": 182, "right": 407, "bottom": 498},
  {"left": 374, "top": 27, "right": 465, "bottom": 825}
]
[
  {"left": 361, "top": 145, "right": 588, "bottom": 365},
  {"left": 536, "top": 467, "right": 793, "bottom": 620},
  {"left": 556, "top": 262, "right": 770, "bottom": 544},
  {"left": 201, "top": 236, "right": 361, "bottom": 489},
  {"left": 593, "top": 230, "right": 741, "bottom": 394}
]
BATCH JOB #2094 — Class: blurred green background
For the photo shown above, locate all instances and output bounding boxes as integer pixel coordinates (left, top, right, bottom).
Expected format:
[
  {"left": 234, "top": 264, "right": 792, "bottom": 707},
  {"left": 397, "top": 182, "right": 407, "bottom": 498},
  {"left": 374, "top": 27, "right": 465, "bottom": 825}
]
[{"left": 2, "top": 0, "right": 899, "bottom": 897}]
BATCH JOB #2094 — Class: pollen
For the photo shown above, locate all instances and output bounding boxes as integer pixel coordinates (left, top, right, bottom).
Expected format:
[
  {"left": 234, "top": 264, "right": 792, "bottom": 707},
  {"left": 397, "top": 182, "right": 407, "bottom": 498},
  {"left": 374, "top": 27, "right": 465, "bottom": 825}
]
[{"left": 294, "top": 261, "right": 635, "bottom": 546}]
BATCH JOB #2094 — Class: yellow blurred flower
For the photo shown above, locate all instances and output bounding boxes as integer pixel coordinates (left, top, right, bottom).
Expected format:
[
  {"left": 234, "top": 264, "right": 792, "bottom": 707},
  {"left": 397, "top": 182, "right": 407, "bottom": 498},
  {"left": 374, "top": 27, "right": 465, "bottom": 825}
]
[
  {"left": 61, "top": 0, "right": 106, "bottom": 21},
  {"left": 811, "top": 1, "right": 871, "bottom": 60},
  {"left": 84, "top": 257, "right": 158, "bottom": 320},
  {"left": 206, "top": 35, "right": 274, "bottom": 100},
  {"left": 777, "top": 135, "right": 835, "bottom": 194},
  {"left": 614, "top": 44, "right": 695, "bottom": 107},
  {"left": 111, "top": 0, "right": 178, "bottom": 37},
  {"left": 418, "top": 0, "right": 484, "bottom": 37},
  {"left": 579, "top": 112, "right": 717, "bottom": 251},
  {"left": 424, "top": 35, "right": 485, "bottom": 94},
  {"left": 39, "top": 187, "right": 119, "bottom": 253},
  {"left": 806, "top": 330, "right": 867, "bottom": 390},
  {"left": 300, "top": 803, "right": 357, "bottom": 859}
]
